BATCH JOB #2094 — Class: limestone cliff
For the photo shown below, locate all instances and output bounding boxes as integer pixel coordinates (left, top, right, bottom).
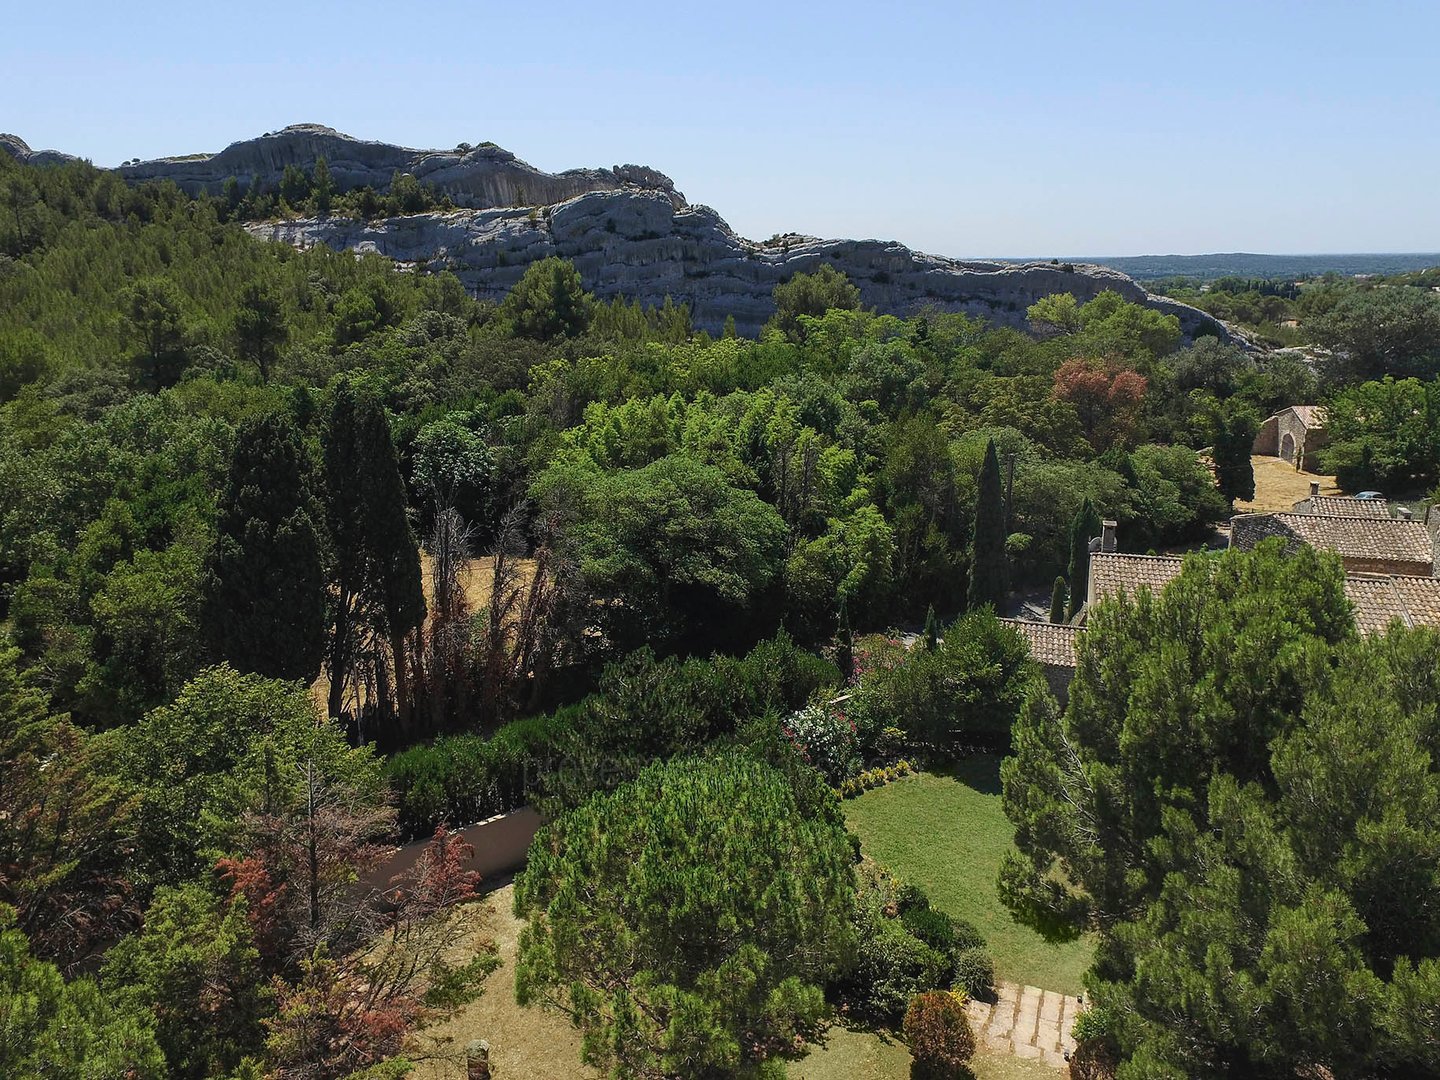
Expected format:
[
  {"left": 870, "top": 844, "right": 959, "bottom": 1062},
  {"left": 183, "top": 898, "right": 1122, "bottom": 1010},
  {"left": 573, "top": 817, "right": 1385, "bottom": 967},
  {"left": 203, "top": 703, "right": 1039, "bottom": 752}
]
[
  {"left": 0, "top": 134, "right": 79, "bottom": 167},
  {"left": 251, "top": 190, "right": 1226, "bottom": 339},
  {"left": 109, "top": 124, "right": 684, "bottom": 211},
  {"left": 5, "top": 123, "right": 1228, "bottom": 340}
]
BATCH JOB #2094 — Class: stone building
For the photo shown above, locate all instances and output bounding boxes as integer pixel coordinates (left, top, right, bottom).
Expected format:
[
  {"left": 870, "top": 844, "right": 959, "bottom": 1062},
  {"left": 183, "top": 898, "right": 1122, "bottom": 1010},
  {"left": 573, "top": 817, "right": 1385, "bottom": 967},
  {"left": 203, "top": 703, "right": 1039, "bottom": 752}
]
[
  {"left": 1001, "top": 620, "right": 1082, "bottom": 705},
  {"left": 1253, "top": 405, "right": 1328, "bottom": 471},
  {"left": 1229, "top": 512, "right": 1435, "bottom": 577},
  {"left": 1035, "top": 542, "right": 1440, "bottom": 692},
  {"left": 1290, "top": 482, "right": 1391, "bottom": 518}
]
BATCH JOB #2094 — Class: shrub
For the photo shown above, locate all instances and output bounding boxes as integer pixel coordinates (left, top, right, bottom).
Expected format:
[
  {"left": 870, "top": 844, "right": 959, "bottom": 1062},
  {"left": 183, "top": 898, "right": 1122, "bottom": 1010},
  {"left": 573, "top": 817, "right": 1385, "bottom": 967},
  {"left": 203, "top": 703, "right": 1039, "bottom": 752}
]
[
  {"left": 386, "top": 709, "right": 573, "bottom": 837},
  {"left": 844, "top": 862, "right": 951, "bottom": 1019},
  {"left": 902, "top": 904, "right": 958, "bottom": 952},
  {"left": 837, "top": 759, "right": 913, "bottom": 798},
  {"left": 855, "top": 916, "right": 950, "bottom": 1020},
  {"left": 782, "top": 699, "right": 861, "bottom": 785},
  {"left": 950, "top": 917, "right": 985, "bottom": 952},
  {"left": 951, "top": 946, "right": 996, "bottom": 1001},
  {"left": 903, "top": 990, "right": 976, "bottom": 1078},
  {"left": 851, "top": 610, "right": 1037, "bottom": 753}
]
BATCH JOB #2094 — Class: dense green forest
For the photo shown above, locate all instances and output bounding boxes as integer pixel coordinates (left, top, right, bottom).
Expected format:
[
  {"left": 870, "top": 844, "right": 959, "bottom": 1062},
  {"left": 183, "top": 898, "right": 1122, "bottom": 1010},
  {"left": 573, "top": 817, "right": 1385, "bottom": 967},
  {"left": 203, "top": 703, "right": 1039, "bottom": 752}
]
[{"left": 3, "top": 153, "right": 1440, "bottom": 1079}]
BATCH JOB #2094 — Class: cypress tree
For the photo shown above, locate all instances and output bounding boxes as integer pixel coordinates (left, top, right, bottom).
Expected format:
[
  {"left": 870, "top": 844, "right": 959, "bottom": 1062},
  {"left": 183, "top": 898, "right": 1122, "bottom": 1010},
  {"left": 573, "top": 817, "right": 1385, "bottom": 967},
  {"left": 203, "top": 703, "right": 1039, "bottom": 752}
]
[
  {"left": 1049, "top": 577, "right": 1068, "bottom": 624},
  {"left": 923, "top": 605, "right": 940, "bottom": 650},
  {"left": 1065, "top": 498, "right": 1102, "bottom": 621},
  {"left": 836, "top": 595, "right": 854, "bottom": 680},
  {"left": 323, "top": 382, "right": 427, "bottom": 727},
  {"left": 202, "top": 413, "right": 326, "bottom": 681},
  {"left": 967, "top": 439, "right": 1009, "bottom": 611},
  {"left": 1213, "top": 405, "right": 1257, "bottom": 506}
]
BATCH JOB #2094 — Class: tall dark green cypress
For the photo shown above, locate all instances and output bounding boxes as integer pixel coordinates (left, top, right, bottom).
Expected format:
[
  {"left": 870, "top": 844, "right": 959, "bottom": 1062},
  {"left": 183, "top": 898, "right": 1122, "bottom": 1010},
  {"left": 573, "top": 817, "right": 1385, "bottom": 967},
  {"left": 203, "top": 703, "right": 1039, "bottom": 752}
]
[
  {"left": 323, "top": 381, "right": 426, "bottom": 726},
  {"left": 1065, "top": 498, "right": 1102, "bottom": 620},
  {"left": 1213, "top": 405, "right": 1258, "bottom": 506},
  {"left": 1049, "top": 576, "right": 1068, "bottom": 624},
  {"left": 923, "top": 605, "right": 940, "bottom": 650},
  {"left": 202, "top": 413, "right": 326, "bottom": 681},
  {"left": 967, "top": 439, "right": 1009, "bottom": 611},
  {"left": 324, "top": 381, "right": 366, "bottom": 719},
  {"left": 836, "top": 595, "right": 854, "bottom": 680}
]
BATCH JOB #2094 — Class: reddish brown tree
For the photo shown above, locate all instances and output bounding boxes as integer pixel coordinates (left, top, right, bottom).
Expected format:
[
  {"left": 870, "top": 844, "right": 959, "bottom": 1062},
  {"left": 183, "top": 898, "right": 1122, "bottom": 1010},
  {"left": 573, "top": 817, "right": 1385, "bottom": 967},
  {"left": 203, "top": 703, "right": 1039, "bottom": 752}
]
[
  {"left": 1051, "top": 357, "right": 1148, "bottom": 451},
  {"left": 220, "top": 745, "right": 494, "bottom": 1080}
]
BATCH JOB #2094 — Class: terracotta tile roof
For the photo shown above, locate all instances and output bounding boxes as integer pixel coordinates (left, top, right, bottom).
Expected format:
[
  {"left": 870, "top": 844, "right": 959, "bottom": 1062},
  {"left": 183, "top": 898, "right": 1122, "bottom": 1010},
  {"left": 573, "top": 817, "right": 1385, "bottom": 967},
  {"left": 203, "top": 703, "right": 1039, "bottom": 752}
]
[
  {"left": 1233, "top": 513, "right": 1434, "bottom": 567},
  {"left": 1022, "top": 572, "right": 1440, "bottom": 670},
  {"left": 1001, "top": 619, "right": 1082, "bottom": 668},
  {"left": 1295, "top": 496, "right": 1392, "bottom": 519},
  {"left": 1088, "top": 552, "right": 1185, "bottom": 603},
  {"left": 1289, "top": 405, "right": 1326, "bottom": 429},
  {"left": 1344, "top": 576, "right": 1412, "bottom": 634},
  {"left": 1388, "top": 575, "right": 1440, "bottom": 626}
]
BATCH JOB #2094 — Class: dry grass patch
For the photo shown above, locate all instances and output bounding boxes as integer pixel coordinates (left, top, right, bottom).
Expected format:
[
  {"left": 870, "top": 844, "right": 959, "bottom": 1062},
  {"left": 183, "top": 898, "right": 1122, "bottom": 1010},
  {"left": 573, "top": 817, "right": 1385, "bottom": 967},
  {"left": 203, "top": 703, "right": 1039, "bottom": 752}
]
[
  {"left": 405, "top": 882, "right": 594, "bottom": 1080},
  {"left": 1236, "top": 456, "right": 1340, "bottom": 514}
]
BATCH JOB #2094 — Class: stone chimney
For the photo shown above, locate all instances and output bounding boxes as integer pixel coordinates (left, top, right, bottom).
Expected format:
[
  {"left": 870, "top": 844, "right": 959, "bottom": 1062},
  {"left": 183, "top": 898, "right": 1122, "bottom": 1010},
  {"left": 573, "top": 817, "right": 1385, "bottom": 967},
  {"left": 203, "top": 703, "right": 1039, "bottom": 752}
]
[
  {"left": 1309, "top": 481, "right": 1320, "bottom": 497},
  {"left": 1399, "top": 506, "right": 1413, "bottom": 521},
  {"left": 1101, "top": 520, "right": 1117, "bottom": 553}
]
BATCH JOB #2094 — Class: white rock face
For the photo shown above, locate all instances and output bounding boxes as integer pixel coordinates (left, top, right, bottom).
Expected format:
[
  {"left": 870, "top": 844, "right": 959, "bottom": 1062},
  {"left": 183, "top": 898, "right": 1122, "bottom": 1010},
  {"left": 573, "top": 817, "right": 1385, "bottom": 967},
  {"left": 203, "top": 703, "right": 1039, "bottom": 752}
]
[
  {"left": 5, "top": 122, "right": 1228, "bottom": 340},
  {"left": 109, "top": 124, "right": 684, "bottom": 211},
  {"left": 0, "top": 133, "right": 78, "bottom": 167},
  {"left": 251, "top": 189, "right": 1229, "bottom": 339}
]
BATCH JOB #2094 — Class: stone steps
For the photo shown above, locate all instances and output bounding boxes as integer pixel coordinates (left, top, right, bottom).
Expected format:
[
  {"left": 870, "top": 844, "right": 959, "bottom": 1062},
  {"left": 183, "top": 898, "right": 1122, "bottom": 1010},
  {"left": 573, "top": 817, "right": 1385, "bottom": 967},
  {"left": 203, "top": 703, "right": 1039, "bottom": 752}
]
[{"left": 964, "top": 981, "right": 1082, "bottom": 1070}]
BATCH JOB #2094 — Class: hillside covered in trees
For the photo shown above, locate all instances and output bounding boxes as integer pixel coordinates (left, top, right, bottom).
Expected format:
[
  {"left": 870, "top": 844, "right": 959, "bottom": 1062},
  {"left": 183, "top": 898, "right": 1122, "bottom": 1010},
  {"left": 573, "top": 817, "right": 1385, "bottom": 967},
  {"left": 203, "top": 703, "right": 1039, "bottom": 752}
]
[{"left": 2, "top": 149, "right": 1439, "bottom": 1079}]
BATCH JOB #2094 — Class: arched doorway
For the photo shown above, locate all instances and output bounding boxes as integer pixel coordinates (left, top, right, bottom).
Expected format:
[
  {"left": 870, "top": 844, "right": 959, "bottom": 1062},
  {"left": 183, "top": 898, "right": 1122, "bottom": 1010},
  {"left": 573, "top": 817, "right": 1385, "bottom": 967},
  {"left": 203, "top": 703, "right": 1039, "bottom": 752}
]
[{"left": 1280, "top": 431, "right": 1296, "bottom": 464}]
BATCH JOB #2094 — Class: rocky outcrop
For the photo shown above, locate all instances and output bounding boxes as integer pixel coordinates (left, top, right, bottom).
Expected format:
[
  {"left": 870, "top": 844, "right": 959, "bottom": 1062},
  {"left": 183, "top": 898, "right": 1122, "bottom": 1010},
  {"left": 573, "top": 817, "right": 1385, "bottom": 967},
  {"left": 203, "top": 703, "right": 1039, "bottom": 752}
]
[
  {"left": 111, "top": 124, "right": 684, "bottom": 211},
  {"left": 251, "top": 188, "right": 1230, "bottom": 340},
  {"left": 7, "top": 122, "right": 1229, "bottom": 340},
  {"left": 0, "top": 134, "right": 78, "bottom": 167}
]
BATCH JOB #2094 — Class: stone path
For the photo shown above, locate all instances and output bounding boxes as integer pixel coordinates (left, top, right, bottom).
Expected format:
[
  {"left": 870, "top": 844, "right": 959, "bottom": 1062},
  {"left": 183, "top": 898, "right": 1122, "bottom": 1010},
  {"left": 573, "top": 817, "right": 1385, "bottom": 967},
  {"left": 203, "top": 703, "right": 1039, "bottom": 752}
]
[{"left": 964, "top": 981, "right": 1082, "bottom": 1069}]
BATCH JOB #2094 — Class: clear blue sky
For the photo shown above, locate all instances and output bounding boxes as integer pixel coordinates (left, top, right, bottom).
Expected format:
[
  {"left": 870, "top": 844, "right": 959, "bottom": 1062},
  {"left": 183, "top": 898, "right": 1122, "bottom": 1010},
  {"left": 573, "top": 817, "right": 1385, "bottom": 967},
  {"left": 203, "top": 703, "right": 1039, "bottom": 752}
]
[{"left": 5, "top": 0, "right": 1438, "bottom": 257}]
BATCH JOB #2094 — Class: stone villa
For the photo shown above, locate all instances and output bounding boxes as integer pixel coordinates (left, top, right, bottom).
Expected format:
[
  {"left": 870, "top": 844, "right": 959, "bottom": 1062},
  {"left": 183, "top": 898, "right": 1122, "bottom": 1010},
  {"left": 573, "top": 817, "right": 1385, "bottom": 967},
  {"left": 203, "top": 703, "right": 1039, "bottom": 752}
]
[{"left": 1007, "top": 494, "right": 1440, "bottom": 694}]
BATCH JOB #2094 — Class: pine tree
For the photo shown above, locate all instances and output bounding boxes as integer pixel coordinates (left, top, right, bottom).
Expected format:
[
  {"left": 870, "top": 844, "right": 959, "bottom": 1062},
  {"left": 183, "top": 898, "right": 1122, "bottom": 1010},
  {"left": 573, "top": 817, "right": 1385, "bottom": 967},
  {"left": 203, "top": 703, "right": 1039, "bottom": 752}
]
[
  {"left": 1049, "top": 577, "right": 1068, "bottom": 624},
  {"left": 967, "top": 439, "right": 1009, "bottom": 610},
  {"left": 923, "top": 605, "right": 940, "bottom": 650},
  {"left": 202, "top": 413, "right": 326, "bottom": 682},
  {"left": 1065, "top": 498, "right": 1102, "bottom": 621},
  {"left": 312, "top": 156, "right": 333, "bottom": 215},
  {"left": 232, "top": 280, "right": 287, "bottom": 382},
  {"left": 323, "top": 383, "right": 426, "bottom": 729}
]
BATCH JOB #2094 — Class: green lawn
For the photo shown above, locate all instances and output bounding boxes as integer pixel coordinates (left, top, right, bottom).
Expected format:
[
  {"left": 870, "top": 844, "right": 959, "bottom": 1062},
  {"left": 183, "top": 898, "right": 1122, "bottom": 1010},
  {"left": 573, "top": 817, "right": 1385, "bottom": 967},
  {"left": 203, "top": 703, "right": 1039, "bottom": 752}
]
[{"left": 843, "top": 758, "right": 1094, "bottom": 995}]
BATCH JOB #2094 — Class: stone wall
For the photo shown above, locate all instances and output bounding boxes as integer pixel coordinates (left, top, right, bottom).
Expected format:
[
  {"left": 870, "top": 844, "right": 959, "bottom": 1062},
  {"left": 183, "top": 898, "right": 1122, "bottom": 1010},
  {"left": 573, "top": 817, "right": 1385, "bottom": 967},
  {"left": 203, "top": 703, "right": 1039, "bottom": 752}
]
[
  {"left": 1038, "top": 662, "right": 1074, "bottom": 707},
  {"left": 360, "top": 806, "right": 542, "bottom": 900},
  {"left": 1253, "top": 407, "right": 1328, "bottom": 471}
]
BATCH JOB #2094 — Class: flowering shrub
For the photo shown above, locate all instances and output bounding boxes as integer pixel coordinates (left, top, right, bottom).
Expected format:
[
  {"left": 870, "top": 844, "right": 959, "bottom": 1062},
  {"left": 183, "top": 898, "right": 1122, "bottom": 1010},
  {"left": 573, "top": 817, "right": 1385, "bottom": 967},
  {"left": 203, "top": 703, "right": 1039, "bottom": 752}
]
[
  {"left": 851, "top": 634, "right": 906, "bottom": 686},
  {"left": 837, "top": 760, "right": 914, "bottom": 798},
  {"left": 781, "top": 700, "right": 862, "bottom": 785}
]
